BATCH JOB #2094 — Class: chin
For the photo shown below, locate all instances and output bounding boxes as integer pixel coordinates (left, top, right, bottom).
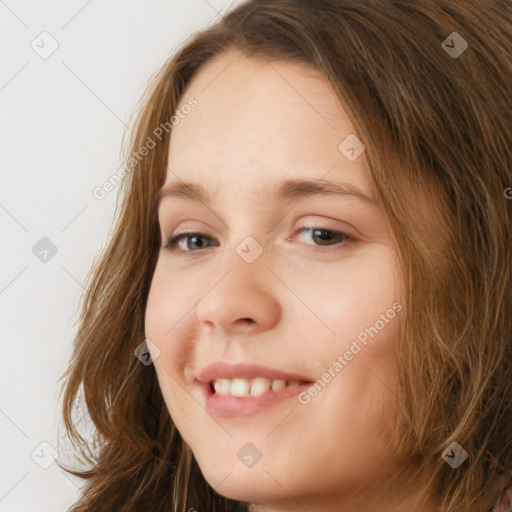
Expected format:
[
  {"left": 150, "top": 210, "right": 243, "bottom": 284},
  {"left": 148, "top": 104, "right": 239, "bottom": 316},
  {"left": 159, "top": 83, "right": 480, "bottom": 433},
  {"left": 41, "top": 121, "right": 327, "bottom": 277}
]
[{"left": 199, "top": 466, "right": 289, "bottom": 504}]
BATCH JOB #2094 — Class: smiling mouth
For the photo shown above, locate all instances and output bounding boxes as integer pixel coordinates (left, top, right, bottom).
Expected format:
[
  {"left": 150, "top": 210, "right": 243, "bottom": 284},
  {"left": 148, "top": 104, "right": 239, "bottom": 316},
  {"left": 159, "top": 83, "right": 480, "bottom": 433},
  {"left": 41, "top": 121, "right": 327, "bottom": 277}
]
[
  {"left": 210, "top": 377, "right": 310, "bottom": 397},
  {"left": 194, "top": 361, "right": 315, "bottom": 416},
  {"left": 197, "top": 378, "right": 315, "bottom": 417}
]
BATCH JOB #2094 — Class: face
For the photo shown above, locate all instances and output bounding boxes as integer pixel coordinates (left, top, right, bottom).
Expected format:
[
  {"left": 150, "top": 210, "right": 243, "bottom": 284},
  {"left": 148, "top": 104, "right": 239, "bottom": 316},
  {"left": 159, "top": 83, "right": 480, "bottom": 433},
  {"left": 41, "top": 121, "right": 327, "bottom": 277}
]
[{"left": 145, "top": 50, "right": 405, "bottom": 510}]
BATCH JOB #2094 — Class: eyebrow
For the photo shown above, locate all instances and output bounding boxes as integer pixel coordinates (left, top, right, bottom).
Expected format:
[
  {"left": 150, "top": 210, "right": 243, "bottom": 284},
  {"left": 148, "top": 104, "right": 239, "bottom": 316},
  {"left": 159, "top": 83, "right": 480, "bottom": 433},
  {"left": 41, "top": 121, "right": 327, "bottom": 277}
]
[{"left": 155, "top": 177, "right": 376, "bottom": 210}]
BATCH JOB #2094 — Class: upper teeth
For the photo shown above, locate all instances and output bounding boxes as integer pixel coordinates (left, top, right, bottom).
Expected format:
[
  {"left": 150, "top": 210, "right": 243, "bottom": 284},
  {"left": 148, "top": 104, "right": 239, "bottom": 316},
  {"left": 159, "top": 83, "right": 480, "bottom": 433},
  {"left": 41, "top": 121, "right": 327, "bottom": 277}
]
[{"left": 213, "top": 378, "right": 305, "bottom": 397}]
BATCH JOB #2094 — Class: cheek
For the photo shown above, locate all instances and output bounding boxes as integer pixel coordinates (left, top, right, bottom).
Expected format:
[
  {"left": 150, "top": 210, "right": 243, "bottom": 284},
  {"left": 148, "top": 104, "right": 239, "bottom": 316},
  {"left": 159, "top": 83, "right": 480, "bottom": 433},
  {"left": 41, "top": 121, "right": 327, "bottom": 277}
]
[
  {"left": 145, "top": 276, "right": 168, "bottom": 347},
  {"left": 144, "top": 266, "right": 201, "bottom": 409},
  {"left": 144, "top": 284, "right": 193, "bottom": 430},
  {"left": 145, "top": 262, "right": 193, "bottom": 340},
  {"left": 144, "top": 270, "right": 185, "bottom": 373},
  {"left": 297, "top": 247, "right": 400, "bottom": 342}
]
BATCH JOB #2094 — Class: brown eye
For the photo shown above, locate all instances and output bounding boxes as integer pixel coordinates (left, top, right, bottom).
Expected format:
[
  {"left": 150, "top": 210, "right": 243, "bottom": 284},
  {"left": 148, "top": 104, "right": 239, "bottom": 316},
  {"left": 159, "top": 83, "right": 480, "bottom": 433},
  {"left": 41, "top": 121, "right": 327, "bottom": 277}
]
[
  {"left": 296, "top": 226, "right": 355, "bottom": 250},
  {"left": 164, "top": 230, "right": 217, "bottom": 251}
]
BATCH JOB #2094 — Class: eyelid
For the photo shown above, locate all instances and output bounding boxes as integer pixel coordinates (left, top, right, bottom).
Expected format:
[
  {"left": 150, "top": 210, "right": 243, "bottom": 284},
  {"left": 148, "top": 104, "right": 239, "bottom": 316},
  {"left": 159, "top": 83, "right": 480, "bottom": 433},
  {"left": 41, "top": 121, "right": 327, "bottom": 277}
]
[
  {"left": 162, "top": 223, "right": 357, "bottom": 253},
  {"left": 297, "top": 220, "right": 358, "bottom": 241}
]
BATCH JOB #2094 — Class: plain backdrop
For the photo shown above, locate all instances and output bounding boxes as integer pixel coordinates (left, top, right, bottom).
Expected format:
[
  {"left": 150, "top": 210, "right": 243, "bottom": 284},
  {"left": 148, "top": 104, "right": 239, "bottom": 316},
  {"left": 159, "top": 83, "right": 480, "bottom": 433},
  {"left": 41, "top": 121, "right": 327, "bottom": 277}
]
[{"left": 0, "top": 1, "right": 244, "bottom": 510}]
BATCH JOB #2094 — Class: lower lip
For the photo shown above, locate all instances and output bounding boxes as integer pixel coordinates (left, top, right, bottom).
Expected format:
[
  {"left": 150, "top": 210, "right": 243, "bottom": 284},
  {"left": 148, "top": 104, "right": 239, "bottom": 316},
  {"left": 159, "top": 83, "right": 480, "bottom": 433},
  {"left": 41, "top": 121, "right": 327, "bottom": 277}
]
[{"left": 199, "top": 382, "right": 313, "bottom": 417}]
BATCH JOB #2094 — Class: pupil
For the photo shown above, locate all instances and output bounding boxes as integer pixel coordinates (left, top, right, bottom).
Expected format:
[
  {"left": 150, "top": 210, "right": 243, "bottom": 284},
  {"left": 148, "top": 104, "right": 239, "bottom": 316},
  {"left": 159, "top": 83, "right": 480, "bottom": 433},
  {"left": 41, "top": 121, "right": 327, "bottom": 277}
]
[
  {"left": 191, "top": 236, "right": 203, "bottom": 248},
  {"left": 313, "top": 229, "right": 341, "bottom": 246},
  {"left": 315, "top": 229, "right": 331, "bottom": 244}
]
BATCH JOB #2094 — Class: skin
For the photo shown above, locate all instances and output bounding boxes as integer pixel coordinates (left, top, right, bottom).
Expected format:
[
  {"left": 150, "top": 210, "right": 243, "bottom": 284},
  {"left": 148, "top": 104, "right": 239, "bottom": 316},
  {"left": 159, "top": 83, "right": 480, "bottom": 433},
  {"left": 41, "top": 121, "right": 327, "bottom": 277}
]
[{"left": 145, "top": 50, "right": 436, "bottom": 511}]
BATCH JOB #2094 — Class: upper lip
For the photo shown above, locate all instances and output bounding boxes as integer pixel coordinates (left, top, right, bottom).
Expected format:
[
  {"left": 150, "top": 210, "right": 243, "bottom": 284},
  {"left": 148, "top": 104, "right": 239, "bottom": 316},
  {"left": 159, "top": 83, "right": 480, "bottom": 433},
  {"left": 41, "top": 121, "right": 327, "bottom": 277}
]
[{"left": 196, "top": 361, "right": 314, "bottom": 383}]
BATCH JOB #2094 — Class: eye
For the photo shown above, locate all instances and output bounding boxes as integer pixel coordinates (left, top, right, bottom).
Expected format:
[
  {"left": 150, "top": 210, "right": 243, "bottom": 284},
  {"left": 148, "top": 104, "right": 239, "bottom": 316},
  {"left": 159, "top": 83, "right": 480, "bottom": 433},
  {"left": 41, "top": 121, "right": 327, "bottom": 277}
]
[
  {"left": 294, "top": 225, "right": 355, "bottom": 252},
  {"left": 162, "top": 225, "right": 355, "bottom": 253},
  {"left": 163, "top": 229, "right": 217, "bottom": 252}
]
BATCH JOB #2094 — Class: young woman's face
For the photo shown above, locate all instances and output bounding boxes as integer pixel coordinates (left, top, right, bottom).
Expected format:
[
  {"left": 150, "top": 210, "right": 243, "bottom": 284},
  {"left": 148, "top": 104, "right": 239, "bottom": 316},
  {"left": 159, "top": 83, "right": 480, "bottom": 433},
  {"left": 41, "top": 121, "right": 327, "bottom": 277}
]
[{"left": 145, "top": 50, "right": 405, "bottom": 510}]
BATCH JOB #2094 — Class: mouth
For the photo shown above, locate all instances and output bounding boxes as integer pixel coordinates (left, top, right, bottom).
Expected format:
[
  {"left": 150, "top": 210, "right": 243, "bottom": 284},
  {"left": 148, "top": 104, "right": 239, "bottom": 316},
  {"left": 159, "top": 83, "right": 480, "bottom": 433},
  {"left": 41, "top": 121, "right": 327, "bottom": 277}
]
[
  {"left": 210, "top": 377, "right": 310, "bottom": 396},
  {"left": 195, "top": 362, "right": 315, "bottom": 417}
]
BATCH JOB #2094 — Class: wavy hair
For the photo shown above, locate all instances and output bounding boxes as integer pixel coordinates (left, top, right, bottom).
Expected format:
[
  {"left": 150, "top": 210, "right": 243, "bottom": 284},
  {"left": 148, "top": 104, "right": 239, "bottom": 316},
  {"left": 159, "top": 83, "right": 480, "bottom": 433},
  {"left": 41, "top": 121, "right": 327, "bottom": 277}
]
[{"left": 57, "top": 0, "right": 512, "bottom": 510}]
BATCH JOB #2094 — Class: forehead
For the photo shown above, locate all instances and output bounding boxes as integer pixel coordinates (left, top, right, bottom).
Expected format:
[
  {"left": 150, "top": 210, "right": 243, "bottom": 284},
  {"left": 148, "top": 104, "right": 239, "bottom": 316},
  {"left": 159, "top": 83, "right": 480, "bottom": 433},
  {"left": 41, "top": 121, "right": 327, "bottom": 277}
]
[
  {"left": 165, "top": 50, "right": 371, "bottom": 198},
  {"left": 176, "top": 50, "right": 343, "bottom": 117}
]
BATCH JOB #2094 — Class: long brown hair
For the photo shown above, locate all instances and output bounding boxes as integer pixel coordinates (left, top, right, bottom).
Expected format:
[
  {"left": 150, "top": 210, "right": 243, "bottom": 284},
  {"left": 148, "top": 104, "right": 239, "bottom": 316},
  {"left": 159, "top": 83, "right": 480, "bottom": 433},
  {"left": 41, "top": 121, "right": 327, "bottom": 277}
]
[{"left": 57, "top": 0, "right": 512, "bottom": 510}]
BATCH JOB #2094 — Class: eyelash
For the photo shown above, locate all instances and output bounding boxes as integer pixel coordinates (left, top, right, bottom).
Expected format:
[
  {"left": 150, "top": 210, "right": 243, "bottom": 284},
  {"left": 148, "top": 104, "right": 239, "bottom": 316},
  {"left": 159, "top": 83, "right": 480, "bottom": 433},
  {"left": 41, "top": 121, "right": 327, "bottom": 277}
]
[{"left": 163, "top": 225, "right": 356, "bottom": 253}]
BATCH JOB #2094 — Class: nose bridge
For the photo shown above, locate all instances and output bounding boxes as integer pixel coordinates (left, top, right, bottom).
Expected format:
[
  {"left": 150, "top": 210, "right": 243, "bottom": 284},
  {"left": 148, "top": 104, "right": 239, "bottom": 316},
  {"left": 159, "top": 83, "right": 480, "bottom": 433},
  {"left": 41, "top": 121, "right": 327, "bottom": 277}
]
[
  {"left": 195, "top": 234, "right": 281, "bottom": 333},
  {"left": 217, "top": 208, "right": 271, "bottom": 277},
  {"left": 227, "top": 226, "right": 274, "bottom": 287}
]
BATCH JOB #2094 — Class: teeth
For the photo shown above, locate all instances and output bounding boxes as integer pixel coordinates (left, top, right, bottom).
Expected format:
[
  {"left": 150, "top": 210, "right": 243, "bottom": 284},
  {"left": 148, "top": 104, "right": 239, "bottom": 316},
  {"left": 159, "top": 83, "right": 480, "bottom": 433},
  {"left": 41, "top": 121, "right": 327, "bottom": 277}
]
[
  {"left": 212, "top": 377, "right": 307, "bottom": 397},
  {"left": 231, "top": 378, "right": 250, "bottom": 397},
  {"left": 214, "top": 378, "right": 231, "bottom": 395},
  {"left": 272, "top": 379, "right": 286, "bottom": 391},
  {"left": 250, "top": 377, "right": 272, "bottom": 396}
]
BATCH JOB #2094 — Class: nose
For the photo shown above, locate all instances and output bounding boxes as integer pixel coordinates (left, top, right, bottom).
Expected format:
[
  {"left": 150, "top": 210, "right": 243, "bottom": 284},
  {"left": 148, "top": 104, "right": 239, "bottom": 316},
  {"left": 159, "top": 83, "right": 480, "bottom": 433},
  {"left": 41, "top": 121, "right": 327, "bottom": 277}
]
[{"left": 195, "top": 251, "right": 281, "bottom": 337}]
